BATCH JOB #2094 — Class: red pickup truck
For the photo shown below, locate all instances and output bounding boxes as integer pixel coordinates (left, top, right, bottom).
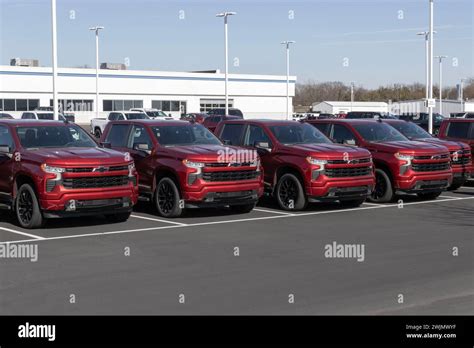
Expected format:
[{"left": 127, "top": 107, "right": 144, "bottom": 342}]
[
  {"left": 438, "top": 118, "right": 474, "bottom": 181},
  {"left": 100, "top": 120, "right": 263, "bottom": 217},
  {"left": 384, "top": 119, "right": 472, "bottom": 190},
  {"left": 215, "top": 120, "right": 375, "bottom": 210},
  {"left": 0, "top": 120, "right": 138, "bottom": 228},
  {"left": 305, "top": 119, "right": 453, "bottom": 203}
]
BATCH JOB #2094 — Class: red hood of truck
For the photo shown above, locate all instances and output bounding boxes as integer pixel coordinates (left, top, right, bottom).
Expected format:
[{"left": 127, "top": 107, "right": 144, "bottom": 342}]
[
  {"left": 368, "top": 141, "right": 449, "bottom": 155},
  {"left": 26, "top": 147, "right": 131, "bottom": 166},
  {"left": 413, "top": 138, "right": 469, "bottom": 152},
  {"left": 282, "top": 143, "right": 371, "bottom": 159},
  {"left": 166, "top": 145, "right": 258, "bottom": 162}
]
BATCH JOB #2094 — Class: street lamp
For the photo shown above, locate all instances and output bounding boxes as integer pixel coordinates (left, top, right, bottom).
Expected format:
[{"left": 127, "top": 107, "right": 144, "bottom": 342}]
[
  {"left": 89, "top": 26, "right": 104, "bottom": 119},
  {"left": 51, "top": 0, "right": 58, "bottom": 120},
  {"left": 216, "top": 12, "right": 236, "bottom": 116},
  {"left": 350, "top": 82, "right": 355, "bottom": 112},
  {"left": 281, "top": 41, "right": 295, "bottom": 120},
  {"left": 417, "top": 30, "right": 437, "bottom": 104},
  {"left": 460, "top": 78, "right": 467, "bottom": 112},
  {"left": 427, "top": 0, "right": 435, "bottom": 134},
  {"left": 434, "top": 55, "right": 447, "bottom": 116}
]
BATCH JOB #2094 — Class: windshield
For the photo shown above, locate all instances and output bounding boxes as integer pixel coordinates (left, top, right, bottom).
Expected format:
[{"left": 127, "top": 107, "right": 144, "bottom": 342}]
[
  {"left": 125, "top": 113, "right": 149, "bottom": 120},
  {"left": 389, "top": 122, "right": 431, "bottom": 140},
  {"left": 37, "top": 113, "right": 54, "bottom": 120},
  {"left": 353, "top": 123, "right": 408, "bottom": 143},
  {"left": 17, "top": 125, "right": 97, "bottom": 148},
  {"left": 147, "top": 111, "right": 167, "bottom": 118},
  {"left": 269, "top": 123, "right": 332, "bottom": 145},
  {"left": 151, "top": 124, "right": 221, "bottom": 146}
]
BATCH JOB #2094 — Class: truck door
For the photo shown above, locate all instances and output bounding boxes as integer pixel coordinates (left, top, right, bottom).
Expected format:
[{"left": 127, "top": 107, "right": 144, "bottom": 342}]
[
  {"left": 127, "top": 124, "right": 154, "bottom": 194},
  {"left": 0, "top": 125, "right": 16, "bottom": 207}
]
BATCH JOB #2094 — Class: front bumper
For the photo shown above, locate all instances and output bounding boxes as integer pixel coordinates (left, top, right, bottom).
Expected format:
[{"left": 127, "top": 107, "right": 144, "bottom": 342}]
[
  {"left": 39, "top": 186, "right": 138, "bottom": 216},
  {"left": 183, "top": 181, "right": 263, "bottom": 208},
  {"left": 395, "top": 171, "right": 452, "bottom": 194},
  {"left": 306, "top": 176, "right": 375, "bottom": 201}
]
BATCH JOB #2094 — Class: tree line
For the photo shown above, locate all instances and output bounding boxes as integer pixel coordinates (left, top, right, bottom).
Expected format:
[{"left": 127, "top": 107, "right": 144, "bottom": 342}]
[{"left": 294, "top": 78, "right": 474, "bottom": 107}]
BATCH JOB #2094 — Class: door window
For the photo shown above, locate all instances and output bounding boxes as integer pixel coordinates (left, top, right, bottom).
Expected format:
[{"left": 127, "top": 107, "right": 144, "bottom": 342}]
[
  {"left": 105, "top": 124, "right": 130, "bottom": 147},
  {"left": 129, "top": 125, "right": 153, "bottom": 150},
  {"left": 332, "top": 124, "right": 357, "bottom": 144},
  {"left": 243, "top": 125, "right": 272, "bottom": 147},
  {"left": 220, "top": 123, "right": 245, "bottom": 145},
  {"left": 0, "top": 126, "right": 14, "bottom": 149}
]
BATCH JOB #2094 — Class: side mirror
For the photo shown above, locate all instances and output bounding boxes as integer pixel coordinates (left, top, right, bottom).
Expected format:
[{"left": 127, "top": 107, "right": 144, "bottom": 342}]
[
  {"left": 100, "top": 142, "right": 112, "bottom": 149},
  {"left": 0, "top": 145, "right": 11, "bottom": 153},
  {"left": 254, "top": 141, "right": 271, "bottom": 152},
  {"left": 343, "top": 139, "right": 356, "bottom": 146},
  {"left": 134, "top": 143, "right": 152, "bottom": 154},
  {"left": 223, "top": 139, "right": 231, "bottom": 145}
]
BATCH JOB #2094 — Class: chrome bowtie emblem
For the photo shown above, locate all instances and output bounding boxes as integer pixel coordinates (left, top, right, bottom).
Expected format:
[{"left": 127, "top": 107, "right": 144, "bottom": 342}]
[{"left": 92, "top": 166, "right": 108, "bottom": 172}]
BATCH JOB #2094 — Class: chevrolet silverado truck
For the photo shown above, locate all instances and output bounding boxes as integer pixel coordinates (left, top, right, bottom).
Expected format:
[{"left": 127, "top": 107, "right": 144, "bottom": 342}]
[
  {"left": 100, "top": 119, "right": 263, "bottom": 217},
  {"left": 438, "top": 118, "right": 474, "bottom": 181},
  {"left": 306, "top": 119, "right": 453, "bottom": 203},
  {"left": 215, "top": 120, "right": 375, "bottom": 210},
  {"left": 0, "top": 120, "right": 139, "bottom": 228},
  {"left": 91, "top": 111, "right": 149, "bottom": 138},
  {"left": 385, "top": 119, "right": 472, "bottom": 190}
]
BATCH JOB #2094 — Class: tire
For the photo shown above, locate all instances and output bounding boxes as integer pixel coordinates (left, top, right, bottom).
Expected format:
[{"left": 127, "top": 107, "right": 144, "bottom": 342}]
[
  {"left": 230, "top": 203, "right": 256, "bottom": 214},
  {"left": 340, "top": 198, "right": 365, "bottom": 208},
  {"left": 275, "top": 173, "right": 307, "bottom": 211},
  {"left": 105, "top": 212, "right": 131, "bottom": 223},
  {"left": 369, "top": 169, "right": 394, "bottom": 203},
  {"left": 417, "top": 191, "right": 442, "bottom": 200},
  {"left": 94, "top": 128, "right": 102, "bottom": 139},
  {"left": 15, "top": 183, "right": 44, "bottom": 229},
  {"left": 448, "top": 183, "right": 463, "bottom": 191},
  {"left": 154, "top": 177, "right": 183, "bottom": 218}
]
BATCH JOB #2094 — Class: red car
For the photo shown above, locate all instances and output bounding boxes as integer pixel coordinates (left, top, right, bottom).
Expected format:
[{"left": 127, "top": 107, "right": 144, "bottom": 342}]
[
  {"left": 101, "top": 119, "right": 264, "bottom": 217},
  {"left": 215, "top": 120, "right": 375, "bottom": 210},
  {"left": 181, "top": 113, "right": 208, "bottom": 124},
  {"left": 305, "top": 119, "right": 453, "bottom": 203},
  {"left": 384, "top": 119, "right": 472, "bottom": 190},
  {"left": 203, "top": 115, "right": 241, "bottom": 133},
  {"left": 438, "top": 118, "right": 474, "bottom": 180},
  {"left": 0, "top": 120, "right": 138, "bottom": 228}
]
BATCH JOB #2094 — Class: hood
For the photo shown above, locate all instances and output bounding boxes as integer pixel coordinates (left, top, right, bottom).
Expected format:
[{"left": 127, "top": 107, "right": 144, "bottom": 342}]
[
  {"left": 282, "top": 143, "right": 371, "bottom": 159},
  {"left": 28, "top": 147, "right": 131, "bottom": 166},
  {"left": 166, "top": 145, "right": 258, "bottom": 162},
  {"left": 414, "top": 138, "right": 468, "bottom": 152},
  {"left": 369, "top": 141, "right": 449, "bottom": 155}
]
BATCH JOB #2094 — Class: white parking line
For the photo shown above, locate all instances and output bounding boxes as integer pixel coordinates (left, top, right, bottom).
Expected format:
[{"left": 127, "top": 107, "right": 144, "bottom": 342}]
[
  {"left": 439, "top": 195, "right": 459, "bottom": 199},
  {"left": 362, "top": 202, "right": 385, "bottom": 206},
  {"left": 253, "top": 208, "right": 294, "bottom": 215},
  {"left": 1, "top": 196, "right": 473, "bottom": 245},
  {"left": 0, "top": 227, "right": 45, "bottom": 240},
  {"left": 131, "top": 214, "right": 187, "bottom": 226},
  {"left": 459, "top": 186, "right": 474, "bottom": 190}
]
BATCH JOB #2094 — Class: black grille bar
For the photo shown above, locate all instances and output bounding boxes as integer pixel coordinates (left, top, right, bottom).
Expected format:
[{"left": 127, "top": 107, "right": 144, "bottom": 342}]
[
  {"left": 202, "top": 170, "right": 259, "bottom": 182},
  {"left": 325, "top": 167, "right": 372, "bottom": 178},
  {"left": 411, "top": 162, "right": 450, "bottom": 172},
  {"left": 62, "top": 175, "right": 129, "bottom": 189}
]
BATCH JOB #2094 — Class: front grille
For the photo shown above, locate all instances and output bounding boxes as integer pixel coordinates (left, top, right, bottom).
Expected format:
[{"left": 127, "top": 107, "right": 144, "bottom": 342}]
[
  {"left": 411, "top": 162, "right": 450, "bottom": 172},
  {"left": 327, "top": 158, "right": 371, "bottom": 164},
  {"left": 202, "top": 170, "right": 259, "bottom": 182},
  {"left": 204, "top": 162, "right": 254, "bottom": 168},
  {"left": 62, "top": 175, "right": 129, "bottom": 189},
  {"left": 414, "top": 154, "right": 449, "bottom": 160},
  {"left": 452, "top": 157, "right": 471, "bottom": 165},
  {"left": 65, "top": 165, "right": 128, "bottom": 173},
  {"left": 325, "top": 166, "right": 372, "bottom": 178}
]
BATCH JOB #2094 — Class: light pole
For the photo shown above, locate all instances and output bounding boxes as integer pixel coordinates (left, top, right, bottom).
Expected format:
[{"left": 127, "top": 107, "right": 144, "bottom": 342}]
[
  {"left": 350, "top": 82, "right": 355, "bottom": 112},
  {"left": 216, "top": 12, "right": 236, "bottom": 116},
  {"left": 281, "top": 41, "right": 295, "bottom": 120},
  {"left": 89, "top": 26, "right": 104, "bottom": 119},
  {"left": 417, "top": 31, "right": 436, "bottom": 104},
  {"left": 434, "top": 55, "right": 447, "bottom": 116},
  {"left": 51, "top": 0, "right": 58, "bottom": 120},
  {"left": 427, "top": 0, "right": 435, "bottom": 134},
  {"left": 460, "top": 78, "right": 467, "bottom": 112}
]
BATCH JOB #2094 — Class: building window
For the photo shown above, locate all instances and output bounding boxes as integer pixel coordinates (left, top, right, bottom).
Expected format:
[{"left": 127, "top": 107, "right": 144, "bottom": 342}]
[
  {"left": 152, "top": 100, "right": 187, "bottom": 114},
  {"left": 50, "top": 99, "right": 93, "bottom": 112},
  {"left": 103, "top": 99, "right": 143, "bottom": 111},
  {"left": 199, "top": 99, "right": 233, "bottom": 112},
  {"left": 0, "top": 99, "right": 40, "bottom": 111}
]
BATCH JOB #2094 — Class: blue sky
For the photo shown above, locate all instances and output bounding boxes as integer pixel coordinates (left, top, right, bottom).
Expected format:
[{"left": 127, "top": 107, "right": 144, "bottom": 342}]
[{"left": 0, "top": 0, "right": 472, "bottom": 88}]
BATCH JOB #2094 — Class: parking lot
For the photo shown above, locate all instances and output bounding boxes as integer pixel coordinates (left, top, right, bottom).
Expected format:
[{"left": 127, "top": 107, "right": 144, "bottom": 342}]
[{"left": 1, "top": 185, "right": 473, "bottom": 315}]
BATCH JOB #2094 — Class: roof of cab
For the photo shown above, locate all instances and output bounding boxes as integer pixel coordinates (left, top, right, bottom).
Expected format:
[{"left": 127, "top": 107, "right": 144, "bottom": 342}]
[
  {"left": 0, "top": 119, "right": 68, "bottom": 126},
  {"left": 109, "top": 119, "right": 191, "bottom": 126}
]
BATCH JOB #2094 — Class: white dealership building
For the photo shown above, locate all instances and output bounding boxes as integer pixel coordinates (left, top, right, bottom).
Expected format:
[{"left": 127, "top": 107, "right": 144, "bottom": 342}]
[{"left": 0, "top": 65, "right": 296, "bottom": 124}]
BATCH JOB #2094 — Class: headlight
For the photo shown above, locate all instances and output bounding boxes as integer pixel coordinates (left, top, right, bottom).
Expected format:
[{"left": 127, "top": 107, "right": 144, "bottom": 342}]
[
  {"left": 306, "top": 157, "right": 328, "bottom": 167},
  {"left": 41, "top": 164, "right": 65, "bottom": 174},
  {"left": 183, "top": 159, "right": 205, "bottom": 169},
  {"left": 128, "top": 162, "right": 136, "bottom": 176},
  {"left": 394, "top": 153, "right": 414, "bottom": 161}
]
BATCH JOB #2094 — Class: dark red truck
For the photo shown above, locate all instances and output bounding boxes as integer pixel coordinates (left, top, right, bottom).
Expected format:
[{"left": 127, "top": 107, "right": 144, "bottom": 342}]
[
  {"left": 215, "top": 120, "right": 375, "bottom": 210},
  {"left": 384, "top": 119, "right": 472, "bottom": 190},
  {"left": 438, "top": 118, "right": 474, "bottom": 181},
  {"left": 0, "top": 120, "right": 139, "bottom": 228},
  {"left": 305, "top": 119, "right": 453, "bottom": 202},
  {"left": 100, "top": 119, "right": 263, "bottom": 217}
]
